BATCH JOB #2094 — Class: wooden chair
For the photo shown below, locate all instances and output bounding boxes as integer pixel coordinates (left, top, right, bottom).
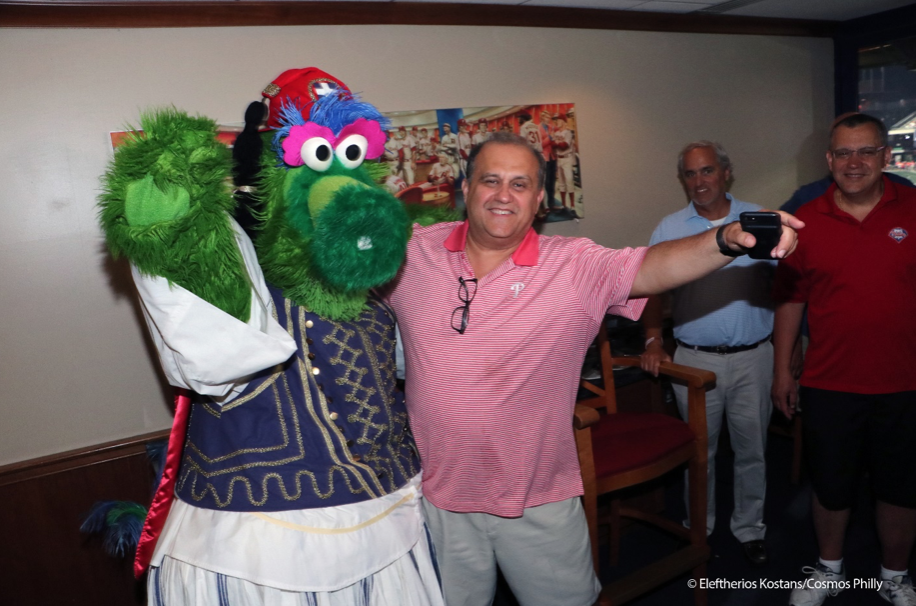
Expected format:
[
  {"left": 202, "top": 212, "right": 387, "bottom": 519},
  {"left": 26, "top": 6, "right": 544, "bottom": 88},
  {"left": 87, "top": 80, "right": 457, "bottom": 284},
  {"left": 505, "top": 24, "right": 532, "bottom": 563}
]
[{"left": 573, "top": 324, "right": 715, "bottom": 605}]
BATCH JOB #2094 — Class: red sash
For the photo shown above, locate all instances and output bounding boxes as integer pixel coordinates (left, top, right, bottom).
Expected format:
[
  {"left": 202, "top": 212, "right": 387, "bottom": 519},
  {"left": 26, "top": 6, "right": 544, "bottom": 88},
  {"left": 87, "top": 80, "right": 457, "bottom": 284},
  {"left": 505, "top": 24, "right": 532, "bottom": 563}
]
[{"left": 134, "top": 388, "right": 191, "bottom": 578}]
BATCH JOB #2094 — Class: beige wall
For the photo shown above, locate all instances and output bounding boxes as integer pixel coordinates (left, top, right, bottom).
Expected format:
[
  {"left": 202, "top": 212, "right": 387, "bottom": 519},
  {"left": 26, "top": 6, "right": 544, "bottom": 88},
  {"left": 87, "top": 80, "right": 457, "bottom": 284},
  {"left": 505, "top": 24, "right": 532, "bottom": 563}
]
[{"left": 0, "top": 25, "right": 833, "bottom": 465}]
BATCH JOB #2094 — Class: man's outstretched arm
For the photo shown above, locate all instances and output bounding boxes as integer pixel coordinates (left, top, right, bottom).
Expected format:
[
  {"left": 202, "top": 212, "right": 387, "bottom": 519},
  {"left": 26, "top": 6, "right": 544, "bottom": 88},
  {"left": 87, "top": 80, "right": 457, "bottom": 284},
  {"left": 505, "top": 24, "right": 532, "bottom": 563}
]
[{"left": 630, "top": 211, "right": 803, "bottom": 297}]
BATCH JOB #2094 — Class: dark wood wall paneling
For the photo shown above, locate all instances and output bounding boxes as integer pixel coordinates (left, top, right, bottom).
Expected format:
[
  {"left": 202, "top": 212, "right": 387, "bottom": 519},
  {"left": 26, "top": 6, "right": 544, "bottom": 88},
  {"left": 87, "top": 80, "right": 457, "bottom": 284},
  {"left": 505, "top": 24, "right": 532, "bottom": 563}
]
[
  {"left": 0, "top": 430, "right": 169, "bottom": 605},
  {"left": 0, "top": 1, "right": 835, "bottom": 36}
]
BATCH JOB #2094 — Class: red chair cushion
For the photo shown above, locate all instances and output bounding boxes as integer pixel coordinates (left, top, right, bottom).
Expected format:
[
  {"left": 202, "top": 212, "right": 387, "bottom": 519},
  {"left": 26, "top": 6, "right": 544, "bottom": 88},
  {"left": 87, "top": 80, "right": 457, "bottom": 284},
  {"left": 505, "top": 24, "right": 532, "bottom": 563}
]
[{"left": 591, "top": 412, "right": 695, "bottom": 479}]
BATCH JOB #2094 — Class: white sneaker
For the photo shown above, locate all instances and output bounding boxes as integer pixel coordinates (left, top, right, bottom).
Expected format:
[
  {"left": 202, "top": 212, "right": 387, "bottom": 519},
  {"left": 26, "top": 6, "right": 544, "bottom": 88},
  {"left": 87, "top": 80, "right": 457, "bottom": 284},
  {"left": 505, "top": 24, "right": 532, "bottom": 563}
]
[
  {"left": 879, "top": 575, "right": 916, "bottom": 606},
  {"left": 789, "top": 563, "right": 845, "bottom": 606}
]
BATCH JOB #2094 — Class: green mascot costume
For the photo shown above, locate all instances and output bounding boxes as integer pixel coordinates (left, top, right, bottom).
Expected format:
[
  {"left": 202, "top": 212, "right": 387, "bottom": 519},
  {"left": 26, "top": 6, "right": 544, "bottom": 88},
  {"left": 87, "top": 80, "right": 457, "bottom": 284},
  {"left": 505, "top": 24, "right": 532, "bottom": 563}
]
[{"left": 98, "top": 67, "right": 447, "bottom": 605}]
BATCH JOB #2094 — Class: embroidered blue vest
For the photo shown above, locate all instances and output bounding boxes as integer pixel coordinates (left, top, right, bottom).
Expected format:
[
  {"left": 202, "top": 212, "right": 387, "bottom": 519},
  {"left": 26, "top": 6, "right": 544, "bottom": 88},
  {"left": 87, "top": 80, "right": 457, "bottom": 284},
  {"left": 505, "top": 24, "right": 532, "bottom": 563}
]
[{"left": 175, "top": 286, "right": 420, "bottom": 511}]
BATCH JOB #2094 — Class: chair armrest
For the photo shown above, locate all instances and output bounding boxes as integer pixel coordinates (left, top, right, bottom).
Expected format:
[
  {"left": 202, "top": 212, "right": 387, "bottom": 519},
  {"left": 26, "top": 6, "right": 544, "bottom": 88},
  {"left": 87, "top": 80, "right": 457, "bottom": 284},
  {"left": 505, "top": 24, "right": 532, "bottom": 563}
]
[
  {"left": 573, "top": 404, "right": 600, "bottom": 430},
  {"left": 610, "top": 356, "right": 713, "bottom": 445},
  {"left": 611, "top": 356, "right": 716, "bottom": 390}
]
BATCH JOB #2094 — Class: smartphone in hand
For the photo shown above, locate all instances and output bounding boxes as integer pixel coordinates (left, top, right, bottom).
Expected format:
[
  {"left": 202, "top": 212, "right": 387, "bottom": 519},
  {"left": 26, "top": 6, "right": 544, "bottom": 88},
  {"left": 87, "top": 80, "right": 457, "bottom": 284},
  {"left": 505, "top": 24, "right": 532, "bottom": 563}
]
[{"left": 739, "top": 211, "right": 782, "bottom": 259}]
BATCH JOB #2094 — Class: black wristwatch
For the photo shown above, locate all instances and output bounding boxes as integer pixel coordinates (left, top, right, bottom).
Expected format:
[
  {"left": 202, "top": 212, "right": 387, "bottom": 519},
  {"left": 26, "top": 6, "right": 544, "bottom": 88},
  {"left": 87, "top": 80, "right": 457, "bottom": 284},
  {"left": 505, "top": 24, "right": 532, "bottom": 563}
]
[{"left": 716, "top": 222, "right": 745, "bottom": 257}]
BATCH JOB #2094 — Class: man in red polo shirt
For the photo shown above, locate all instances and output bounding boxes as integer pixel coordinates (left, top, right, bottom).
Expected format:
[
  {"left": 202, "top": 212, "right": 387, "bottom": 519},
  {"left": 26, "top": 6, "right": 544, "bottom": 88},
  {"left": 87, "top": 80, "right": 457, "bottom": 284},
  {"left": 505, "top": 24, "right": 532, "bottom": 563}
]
[
  {"left": 386, "top": 132, "right": 801, "bottom": 606},
  {"left": 773, "top": 113, "right": 916, "bottom": 606}
]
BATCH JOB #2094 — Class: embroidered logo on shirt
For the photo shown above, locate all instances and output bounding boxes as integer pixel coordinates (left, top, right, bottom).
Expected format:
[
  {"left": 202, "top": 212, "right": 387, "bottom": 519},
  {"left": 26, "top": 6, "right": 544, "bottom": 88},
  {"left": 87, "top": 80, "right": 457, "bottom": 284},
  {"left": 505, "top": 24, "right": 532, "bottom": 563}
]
[
  {"left": 889, "top": 227, "right": 908, "bottom": 243},
  {"left": 509, "top": 282, "right": 525, "bottom": 298}
]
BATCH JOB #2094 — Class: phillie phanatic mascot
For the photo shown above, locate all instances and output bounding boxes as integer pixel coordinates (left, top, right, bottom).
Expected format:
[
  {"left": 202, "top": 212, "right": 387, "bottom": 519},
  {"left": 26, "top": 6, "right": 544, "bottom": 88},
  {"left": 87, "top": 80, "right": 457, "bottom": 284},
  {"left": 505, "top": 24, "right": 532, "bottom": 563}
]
[{"left": 97, "top": 67, "right": 447, "bottom": 605}]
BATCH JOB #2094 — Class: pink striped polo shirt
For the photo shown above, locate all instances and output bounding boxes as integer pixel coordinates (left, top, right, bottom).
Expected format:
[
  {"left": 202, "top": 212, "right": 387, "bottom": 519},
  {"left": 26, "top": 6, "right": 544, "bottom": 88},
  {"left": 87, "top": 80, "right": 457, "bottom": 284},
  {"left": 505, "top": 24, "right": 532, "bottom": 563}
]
[{"left": 385, "top": 221, "right": 648, "bottom": 517}]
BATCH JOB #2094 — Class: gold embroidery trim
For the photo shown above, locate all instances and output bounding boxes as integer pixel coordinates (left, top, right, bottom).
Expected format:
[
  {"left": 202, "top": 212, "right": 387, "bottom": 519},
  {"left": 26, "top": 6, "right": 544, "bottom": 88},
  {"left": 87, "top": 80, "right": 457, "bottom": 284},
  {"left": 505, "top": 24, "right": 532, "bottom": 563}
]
[
  {"left": 180, "top": 301, "right": 420, "bottom": 507},
  {"left": 182, "top": 465, "right": 369, "bottom": 508},
  {"left": 248, "top": 489, "right": 415, "bottom": 534},
  {"left": 356, "top": 308, "right": 414, "bottom": 483},
  {"left": 185, "top": 380, "right": 297, "bottom": 465},
  {"left": 201, "top": 363, "right": 286, "bottom": 417},
  {"left": 297, "top": 305, "right": 379, "bottom": 500}
]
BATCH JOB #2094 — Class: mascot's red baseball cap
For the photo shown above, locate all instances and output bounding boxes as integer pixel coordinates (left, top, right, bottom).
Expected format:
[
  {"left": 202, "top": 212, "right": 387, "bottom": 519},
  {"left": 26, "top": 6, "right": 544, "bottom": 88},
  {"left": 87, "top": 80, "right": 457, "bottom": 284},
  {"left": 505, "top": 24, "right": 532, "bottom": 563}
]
[{"left": 261, "top": 67, "right": 351, "bottom": 130}]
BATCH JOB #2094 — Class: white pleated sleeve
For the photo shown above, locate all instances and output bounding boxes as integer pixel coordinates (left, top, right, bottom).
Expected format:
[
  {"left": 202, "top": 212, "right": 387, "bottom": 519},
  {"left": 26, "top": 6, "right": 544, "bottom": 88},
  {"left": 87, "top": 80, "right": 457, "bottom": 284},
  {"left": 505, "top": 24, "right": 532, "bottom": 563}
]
[{"left": 131, "top": 218, "right": 297, "bottom": 403}]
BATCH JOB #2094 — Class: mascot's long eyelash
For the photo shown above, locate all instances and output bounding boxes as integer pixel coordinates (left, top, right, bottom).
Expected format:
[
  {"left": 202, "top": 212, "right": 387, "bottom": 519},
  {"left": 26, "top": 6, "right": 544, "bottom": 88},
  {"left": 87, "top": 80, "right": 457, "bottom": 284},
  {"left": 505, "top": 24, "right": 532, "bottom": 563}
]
[{"left": 272, "top": 92, "right": 391, "bottom": 165}]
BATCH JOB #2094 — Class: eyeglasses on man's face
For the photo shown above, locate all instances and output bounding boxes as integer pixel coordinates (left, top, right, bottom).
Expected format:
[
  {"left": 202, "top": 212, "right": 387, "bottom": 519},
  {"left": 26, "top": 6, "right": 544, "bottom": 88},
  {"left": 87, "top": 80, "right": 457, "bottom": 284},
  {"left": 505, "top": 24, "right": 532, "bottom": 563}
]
[
  {"left": 829, "top": 146, "right": 886, "bottom": 161},
  {"left": 451, "top": 277, "right": 478, "bottom": 335}
]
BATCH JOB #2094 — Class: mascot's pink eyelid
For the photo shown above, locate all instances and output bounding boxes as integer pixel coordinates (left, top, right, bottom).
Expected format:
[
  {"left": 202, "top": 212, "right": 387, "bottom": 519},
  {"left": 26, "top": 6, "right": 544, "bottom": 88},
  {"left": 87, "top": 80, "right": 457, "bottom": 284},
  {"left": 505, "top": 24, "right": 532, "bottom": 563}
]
[{"left": 282, "top": 118, "right": 387, "bottom": 167}]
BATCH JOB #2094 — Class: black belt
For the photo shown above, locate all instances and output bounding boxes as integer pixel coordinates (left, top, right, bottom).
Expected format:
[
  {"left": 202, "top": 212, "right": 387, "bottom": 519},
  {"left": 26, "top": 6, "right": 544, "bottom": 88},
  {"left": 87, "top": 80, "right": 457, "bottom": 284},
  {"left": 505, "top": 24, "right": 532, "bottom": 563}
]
[{"left": 676, "top": 335, "right": 771, "bottom": 355}]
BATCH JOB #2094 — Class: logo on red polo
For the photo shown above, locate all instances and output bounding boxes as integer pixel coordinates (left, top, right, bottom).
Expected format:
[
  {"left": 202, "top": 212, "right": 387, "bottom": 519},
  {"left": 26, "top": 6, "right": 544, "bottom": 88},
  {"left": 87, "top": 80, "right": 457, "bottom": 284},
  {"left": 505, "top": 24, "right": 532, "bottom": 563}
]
[{"left": 889, "top": 227, "right": 908, "bottom": 243}]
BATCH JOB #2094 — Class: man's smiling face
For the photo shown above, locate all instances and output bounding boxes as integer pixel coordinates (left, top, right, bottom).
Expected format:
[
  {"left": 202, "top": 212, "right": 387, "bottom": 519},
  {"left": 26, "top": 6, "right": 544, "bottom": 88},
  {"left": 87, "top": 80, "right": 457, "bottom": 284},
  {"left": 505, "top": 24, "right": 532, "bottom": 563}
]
[
  {"left": 681, "top": 145, "right": 730, "bottom": 211},
  {"left": 463, "top": 142, "right": 544, "bottom": 252},
  {"left": 827, "top": 123, "right": 890, "bottom": 199}
]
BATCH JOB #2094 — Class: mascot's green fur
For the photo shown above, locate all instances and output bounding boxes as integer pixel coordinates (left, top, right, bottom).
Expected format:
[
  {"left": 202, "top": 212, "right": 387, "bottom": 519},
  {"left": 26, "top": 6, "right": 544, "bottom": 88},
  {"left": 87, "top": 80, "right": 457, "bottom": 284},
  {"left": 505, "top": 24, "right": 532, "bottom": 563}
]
[
  {"left": 99, "top": 102, "right": 457, "bottom": 322},
  {"left": 99, "top": 109, "right": 251, "bottom": 321},
  {"left": 255, "top": 140, "right": 410, "bottom": 319}
]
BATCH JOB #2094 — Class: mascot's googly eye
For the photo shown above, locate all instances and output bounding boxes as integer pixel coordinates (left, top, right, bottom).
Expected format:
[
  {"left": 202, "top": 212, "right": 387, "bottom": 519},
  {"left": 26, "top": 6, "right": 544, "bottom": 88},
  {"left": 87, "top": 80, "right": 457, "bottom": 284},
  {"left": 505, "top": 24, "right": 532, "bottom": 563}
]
[
  {"left": 300, "top": 137, "right": 334, "bottom": 172},
  {"left": 335, "top": 134, "right": 369, "bottom": 169}
]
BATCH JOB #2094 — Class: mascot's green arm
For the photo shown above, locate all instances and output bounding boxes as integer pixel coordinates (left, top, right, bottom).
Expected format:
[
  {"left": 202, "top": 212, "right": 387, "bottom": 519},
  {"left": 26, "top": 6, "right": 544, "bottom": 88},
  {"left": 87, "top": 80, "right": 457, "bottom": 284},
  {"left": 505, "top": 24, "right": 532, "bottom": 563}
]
[{"left": 98, "top": 108, "right": 252, "bottom": 322}]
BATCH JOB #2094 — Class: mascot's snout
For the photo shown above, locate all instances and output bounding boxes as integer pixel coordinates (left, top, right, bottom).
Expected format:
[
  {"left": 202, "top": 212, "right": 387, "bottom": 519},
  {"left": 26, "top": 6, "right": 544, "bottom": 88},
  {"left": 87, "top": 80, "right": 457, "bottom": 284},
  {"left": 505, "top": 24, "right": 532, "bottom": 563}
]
[{"left": 310, "top": 180, "right": 410, "bottom": 292}]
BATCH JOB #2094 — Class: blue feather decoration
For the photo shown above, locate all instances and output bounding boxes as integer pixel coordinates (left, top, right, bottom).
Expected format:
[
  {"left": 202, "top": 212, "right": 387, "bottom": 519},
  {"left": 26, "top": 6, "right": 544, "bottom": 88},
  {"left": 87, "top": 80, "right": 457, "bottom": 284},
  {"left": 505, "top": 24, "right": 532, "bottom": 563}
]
[
  {"left": 309, "top": 91, "right": 391, "bottom": 134},
  {"left": 80, "top": 500, "right": 119, "bottom": 534},
  {"left": 81, "top": 500, "right": 147, "bottom": 558},
  {"left": 81, "top": 439, "right": 165, "bottom": 558}
]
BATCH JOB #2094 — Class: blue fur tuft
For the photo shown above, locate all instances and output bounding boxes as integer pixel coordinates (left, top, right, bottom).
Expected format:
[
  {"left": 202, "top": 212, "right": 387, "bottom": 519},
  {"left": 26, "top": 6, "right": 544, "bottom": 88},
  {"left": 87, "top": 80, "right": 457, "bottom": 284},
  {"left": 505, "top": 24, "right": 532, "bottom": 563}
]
[
  {"left": 81, "top": 500, "right": 147, "bottom": 558},
  {"left": 271, "top": 92, "right": 390, "bottom": 165},
  {"left": 310, "top": 91, "right": 390, "bottom": 134},
  {"left": 80, "top": 501, "right": 119, "bottom": 534}
]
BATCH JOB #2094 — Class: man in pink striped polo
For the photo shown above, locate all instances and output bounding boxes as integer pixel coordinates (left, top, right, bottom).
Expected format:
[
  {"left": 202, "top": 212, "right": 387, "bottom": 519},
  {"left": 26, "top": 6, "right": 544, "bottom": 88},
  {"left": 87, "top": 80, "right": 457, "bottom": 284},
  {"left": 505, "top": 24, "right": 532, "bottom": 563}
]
[{"left": 384, "top": 132, "right": 802, "bottom": 606}]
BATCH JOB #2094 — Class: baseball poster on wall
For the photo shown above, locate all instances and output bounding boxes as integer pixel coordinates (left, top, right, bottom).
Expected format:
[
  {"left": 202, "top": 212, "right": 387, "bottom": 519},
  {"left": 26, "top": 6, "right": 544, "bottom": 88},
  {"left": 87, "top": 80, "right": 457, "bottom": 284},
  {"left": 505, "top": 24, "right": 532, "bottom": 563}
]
[
  {"left": 110, "top": 103, "right": 583, "bottom": 223},
  {"left": 377, "top": 104, "right": 583, "bottom": 223}
]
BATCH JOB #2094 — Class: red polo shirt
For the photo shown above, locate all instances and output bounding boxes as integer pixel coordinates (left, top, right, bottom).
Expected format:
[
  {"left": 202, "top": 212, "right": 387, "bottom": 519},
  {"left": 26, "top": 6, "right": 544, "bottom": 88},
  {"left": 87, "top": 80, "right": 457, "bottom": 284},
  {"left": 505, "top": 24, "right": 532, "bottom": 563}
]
[
  {"left": 385, "top": 221, "right": 647, "bottom": 516},
  {"left": 774, "top": 177, "right": 916, "bottom": 394}
]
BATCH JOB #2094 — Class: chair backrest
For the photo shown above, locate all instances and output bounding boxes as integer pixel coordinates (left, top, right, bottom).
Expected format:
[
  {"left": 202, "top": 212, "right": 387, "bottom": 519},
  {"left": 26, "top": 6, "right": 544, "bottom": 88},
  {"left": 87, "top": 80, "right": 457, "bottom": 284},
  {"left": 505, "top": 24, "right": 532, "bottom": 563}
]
[
  {"left": 580, "top": 320, "right": 715, "bottom": 444},
  {"left": 579, "top": 323, "right": 617, "bottom": 414}
]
